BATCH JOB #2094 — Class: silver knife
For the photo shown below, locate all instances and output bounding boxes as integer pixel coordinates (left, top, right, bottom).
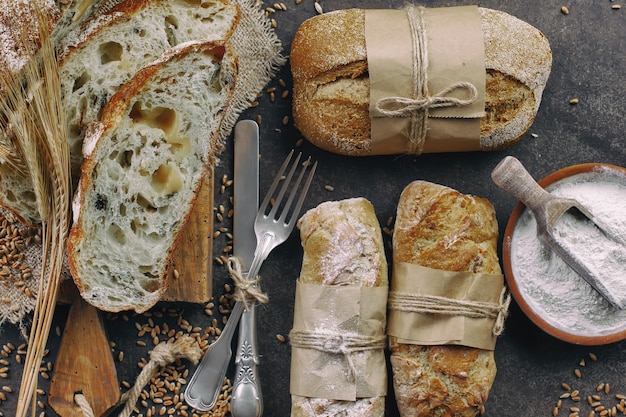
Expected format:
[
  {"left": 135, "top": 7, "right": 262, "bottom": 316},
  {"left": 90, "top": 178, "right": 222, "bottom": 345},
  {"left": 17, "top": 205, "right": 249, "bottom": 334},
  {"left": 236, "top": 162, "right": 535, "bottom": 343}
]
[
  {"left": 231, "top": 120, "right": 263, "bottom": 417},
  {"left": 183, "top": 120, "right": 259, "bottom": 411}
]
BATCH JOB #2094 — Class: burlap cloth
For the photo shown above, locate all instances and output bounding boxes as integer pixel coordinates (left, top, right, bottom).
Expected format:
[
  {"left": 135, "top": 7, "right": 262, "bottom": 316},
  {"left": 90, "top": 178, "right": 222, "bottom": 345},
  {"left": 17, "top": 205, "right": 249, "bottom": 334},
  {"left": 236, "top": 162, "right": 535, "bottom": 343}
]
[{"left": 0, "top": 0, "right": 285, "bottom": 327}]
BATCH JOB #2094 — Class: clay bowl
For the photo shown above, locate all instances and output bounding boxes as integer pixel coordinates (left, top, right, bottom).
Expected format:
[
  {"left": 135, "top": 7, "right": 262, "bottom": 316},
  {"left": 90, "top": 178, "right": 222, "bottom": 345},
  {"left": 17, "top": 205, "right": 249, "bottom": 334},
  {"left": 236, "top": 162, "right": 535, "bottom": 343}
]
[{"left": 502, "top": 163, "right": 626, "bottom": 345}]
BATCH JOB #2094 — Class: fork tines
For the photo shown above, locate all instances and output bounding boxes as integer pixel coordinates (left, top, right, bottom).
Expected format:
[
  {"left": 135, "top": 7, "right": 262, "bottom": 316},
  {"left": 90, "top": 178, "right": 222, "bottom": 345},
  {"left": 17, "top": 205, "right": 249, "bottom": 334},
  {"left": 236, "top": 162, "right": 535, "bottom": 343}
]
[{"left": 261, "top": 150, "right": 317, "bottom": 227}]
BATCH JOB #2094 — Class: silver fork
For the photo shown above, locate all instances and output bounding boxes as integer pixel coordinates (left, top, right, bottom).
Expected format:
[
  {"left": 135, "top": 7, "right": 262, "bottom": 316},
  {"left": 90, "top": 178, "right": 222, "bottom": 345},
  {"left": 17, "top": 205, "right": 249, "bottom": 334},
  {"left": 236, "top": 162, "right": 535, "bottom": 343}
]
[{"left": 184, "top": 150, "right": 317, "bottom": 412}]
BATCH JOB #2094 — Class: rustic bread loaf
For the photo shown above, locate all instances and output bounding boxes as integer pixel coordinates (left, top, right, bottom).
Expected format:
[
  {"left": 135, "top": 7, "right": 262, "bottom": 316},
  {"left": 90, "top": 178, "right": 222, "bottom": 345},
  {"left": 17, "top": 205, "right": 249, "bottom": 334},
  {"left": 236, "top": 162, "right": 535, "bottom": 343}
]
[
  {"left": 67, "top": 40, "right": 237, "bottom": 313},
  {"left": 291, "top": 197, "right": 387, "bottom": 417},
  {"left": 290, "top": 7, "right": 552, "bottom": 156},
  {"left": 390, "top": 180, "right": 501, "bottom": 417},
  {"left": 0, "top": 0, "right": 240, "bottom": 225}
]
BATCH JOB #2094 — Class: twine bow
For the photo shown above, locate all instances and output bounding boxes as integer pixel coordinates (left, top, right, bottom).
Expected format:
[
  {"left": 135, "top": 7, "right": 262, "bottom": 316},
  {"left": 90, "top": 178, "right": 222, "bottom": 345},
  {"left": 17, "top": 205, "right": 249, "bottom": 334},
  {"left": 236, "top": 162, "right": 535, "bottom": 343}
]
[
  {"left": 387, "top": 287, "right": 511, "bottom": 336},
  {"left": 227, "top": 256, "right": 269, "bottom": 310},
  {"left": 372, "top": 5, "right": 479, "bottom": 155},
  {"left": 289, "top": 329, "right": 386, "bottom": 382},
  {"left": 374, "top": 81, "right": 478, "bottom": 118}
]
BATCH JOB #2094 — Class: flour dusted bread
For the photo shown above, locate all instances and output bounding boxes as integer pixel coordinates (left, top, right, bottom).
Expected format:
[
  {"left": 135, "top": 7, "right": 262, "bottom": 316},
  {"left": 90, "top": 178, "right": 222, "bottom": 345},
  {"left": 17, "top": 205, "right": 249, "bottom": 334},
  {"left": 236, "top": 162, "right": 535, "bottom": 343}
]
[
  {"left": 390, "top": 181, "right": 501, "bottom": 417},
  {"left": 291, "top": 7, "right": 552, "bottom": 156},
  {"left": 291, "top": 198, "right": 387, "bottom": 417},
  {"left": 67, "top": 41, "right": 237, "bottom": 313}
]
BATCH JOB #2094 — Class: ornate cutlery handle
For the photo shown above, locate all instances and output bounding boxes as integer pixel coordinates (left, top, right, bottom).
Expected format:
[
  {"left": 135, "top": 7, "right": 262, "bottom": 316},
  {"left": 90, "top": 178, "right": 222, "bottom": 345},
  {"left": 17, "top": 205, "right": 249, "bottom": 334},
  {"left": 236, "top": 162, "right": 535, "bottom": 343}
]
[{"left": 231, "top": 303, "right": 263, "bottom": 417}]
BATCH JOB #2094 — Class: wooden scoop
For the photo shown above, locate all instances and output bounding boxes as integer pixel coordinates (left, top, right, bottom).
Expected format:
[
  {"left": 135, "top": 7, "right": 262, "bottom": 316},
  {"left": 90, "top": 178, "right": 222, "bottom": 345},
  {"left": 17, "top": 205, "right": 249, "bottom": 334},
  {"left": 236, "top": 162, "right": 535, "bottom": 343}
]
[
  {"left": 492, "top": 156, "right": 626, "bottom": 309},
  {"left": 49, "top": 175, "right": 214, "bottom": 416}
]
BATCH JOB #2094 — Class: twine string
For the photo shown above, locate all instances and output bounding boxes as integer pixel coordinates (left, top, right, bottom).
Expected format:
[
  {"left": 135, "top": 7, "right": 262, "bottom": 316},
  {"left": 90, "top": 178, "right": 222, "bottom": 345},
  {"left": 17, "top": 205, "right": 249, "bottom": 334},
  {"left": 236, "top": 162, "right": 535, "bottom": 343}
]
[
  {"left": 375, "top": 82, "right": 479, "bottom": 117},
  {"left": 388, "top": 287, "right": 511, "bottom": 336},
  {"left": 227, "top": 256, "right": 269, "bottom": 311},
  {"left": 73, "top": 393, "right": 95, "bottom": 417},
  {"left": 289, "top": 329, "right": 386, "bottom": 382},
  {"left": 73, "top": 335, "right": 202, "bottom": 417},
  {"left": 372, "top": 5, "right": 478, "bottom": 155}
]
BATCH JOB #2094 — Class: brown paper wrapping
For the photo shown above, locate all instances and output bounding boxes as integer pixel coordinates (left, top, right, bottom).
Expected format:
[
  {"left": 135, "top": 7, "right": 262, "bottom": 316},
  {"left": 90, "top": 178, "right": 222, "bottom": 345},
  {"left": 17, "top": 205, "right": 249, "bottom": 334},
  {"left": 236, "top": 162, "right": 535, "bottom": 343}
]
[
  {"left": 289, "top": 281, "right": 388, "bottom": 401},
  {"left": 365, "top": 5, "right": 486, "bottom": 155},
  {"left": 387, "top": 262, "right": 505, "bottom": 350}
]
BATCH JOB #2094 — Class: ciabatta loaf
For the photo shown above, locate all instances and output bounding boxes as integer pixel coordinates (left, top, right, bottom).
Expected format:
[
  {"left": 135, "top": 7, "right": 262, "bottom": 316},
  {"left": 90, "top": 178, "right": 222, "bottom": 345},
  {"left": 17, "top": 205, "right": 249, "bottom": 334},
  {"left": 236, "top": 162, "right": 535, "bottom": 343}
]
[
  {"left": 0, "top": 0, "right": 240, "bottom": 225},
  {"left": 290, "top": 7, "right": 552, "bottom": 156},
  {"left": 291, "top": 198, "right": 387, "bottom": 417},
  {"left": 67, "top": 41, "right": 237, "bottom": 313},
  {"left": 390, "top": 181, "right": 501, "bottom": 417}
]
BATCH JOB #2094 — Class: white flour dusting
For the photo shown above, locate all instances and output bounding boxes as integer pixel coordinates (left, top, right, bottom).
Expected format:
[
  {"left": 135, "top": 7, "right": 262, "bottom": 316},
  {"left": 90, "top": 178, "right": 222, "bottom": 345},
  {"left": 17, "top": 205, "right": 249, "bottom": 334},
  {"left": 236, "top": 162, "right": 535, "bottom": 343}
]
[{"left": 510, "top": 166, "right": 626, "bottom": 338}]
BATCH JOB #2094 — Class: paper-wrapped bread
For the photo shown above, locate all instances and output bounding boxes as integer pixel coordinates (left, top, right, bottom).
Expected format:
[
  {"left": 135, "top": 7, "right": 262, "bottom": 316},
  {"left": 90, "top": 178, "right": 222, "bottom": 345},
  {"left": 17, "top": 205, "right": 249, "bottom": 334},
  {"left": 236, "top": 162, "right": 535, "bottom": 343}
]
[
  {"left": 290, "top": 198, "right": 388, "bottom": 417},
  {"left": 389, "top": 181, "right": 508, "bottom": 416},
  {"left": 291, "top": 7, "right": 552, "bottom": 156}
]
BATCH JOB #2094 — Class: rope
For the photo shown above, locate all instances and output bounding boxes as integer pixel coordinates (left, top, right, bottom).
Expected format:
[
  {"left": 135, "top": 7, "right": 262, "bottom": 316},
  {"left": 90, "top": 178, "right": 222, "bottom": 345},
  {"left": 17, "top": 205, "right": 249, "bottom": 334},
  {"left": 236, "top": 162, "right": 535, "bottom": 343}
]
[
  {"left": 227, "top": 256, "right": 269, "bottom": 310},
  {"left": 289, "top": 329, "right": 386, "bottom": 382},
  {"left": 72, "top": 335, "right": 202, "bottom": 417},
  {"left": 73, "top": 393, "right": 95, "bottom": 417},
  {"left": 387, "top": 287, "right": 511, "bottom": 336},
  {"left": 372, "top": 6, "right": 478, "bottom": 155}
]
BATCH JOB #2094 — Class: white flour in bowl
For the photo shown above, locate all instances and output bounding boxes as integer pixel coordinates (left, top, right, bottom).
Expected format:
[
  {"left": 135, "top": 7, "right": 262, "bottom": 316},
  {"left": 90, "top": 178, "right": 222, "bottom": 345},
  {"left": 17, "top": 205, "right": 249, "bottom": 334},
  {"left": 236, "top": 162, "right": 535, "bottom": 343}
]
[{"left": 509, "top": 166, "right": 626, "bottom": 338}]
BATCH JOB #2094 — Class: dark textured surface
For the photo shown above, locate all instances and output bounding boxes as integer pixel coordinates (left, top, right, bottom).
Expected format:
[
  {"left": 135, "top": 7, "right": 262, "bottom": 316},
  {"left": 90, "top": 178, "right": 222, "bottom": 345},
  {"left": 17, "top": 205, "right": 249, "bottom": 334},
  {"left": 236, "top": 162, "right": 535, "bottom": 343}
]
[{"left": 1, "top": 1, "right": 625, "bottom": 416}]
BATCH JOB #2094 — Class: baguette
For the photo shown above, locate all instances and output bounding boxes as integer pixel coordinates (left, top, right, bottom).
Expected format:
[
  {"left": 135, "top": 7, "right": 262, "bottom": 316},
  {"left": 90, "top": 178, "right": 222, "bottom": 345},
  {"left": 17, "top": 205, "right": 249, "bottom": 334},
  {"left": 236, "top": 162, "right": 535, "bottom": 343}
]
[
  {"left": 0, "top": 0, "right": 240, "bottom": 225},
  {"left": 291, "top": 198, "right": 387, "bottom": 417},
  {"left": 390, "top": 181, "right": 501, "bottom": 417},
  {"left": 290, "top": 7, "right": 552, "bottom": 156},
  {"left": 67, "top": 40, "right": 237, "bottom": 313}
]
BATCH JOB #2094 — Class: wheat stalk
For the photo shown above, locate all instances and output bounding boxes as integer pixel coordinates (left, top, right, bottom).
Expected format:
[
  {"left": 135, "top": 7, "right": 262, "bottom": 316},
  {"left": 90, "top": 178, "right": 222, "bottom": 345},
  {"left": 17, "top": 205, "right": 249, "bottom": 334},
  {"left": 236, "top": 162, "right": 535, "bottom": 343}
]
[{"left": 0, "top": 2, "right": 71, "bottom": 417}]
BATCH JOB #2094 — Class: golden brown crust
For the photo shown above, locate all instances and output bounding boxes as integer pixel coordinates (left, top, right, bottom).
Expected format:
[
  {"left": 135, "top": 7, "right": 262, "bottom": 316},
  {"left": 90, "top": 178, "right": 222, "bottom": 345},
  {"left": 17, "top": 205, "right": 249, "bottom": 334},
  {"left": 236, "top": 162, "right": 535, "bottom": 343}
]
[
  {"left": 390, "top": 181, "right": 501, "bottom": 417},
  {"left": 392, "top": 181, "right": 500, "bottom": 274},
  {"left": 291, "top": 7, "right": 552, "bottom": 156}
]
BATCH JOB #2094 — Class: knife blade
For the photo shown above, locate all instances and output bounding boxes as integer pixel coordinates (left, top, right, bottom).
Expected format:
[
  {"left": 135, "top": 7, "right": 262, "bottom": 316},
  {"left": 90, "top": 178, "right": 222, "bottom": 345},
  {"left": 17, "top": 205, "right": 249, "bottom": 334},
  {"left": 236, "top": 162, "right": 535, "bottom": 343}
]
[
  {"left": 183, "top": 120, "right": 259, "bottom": 411},
  {"left": 233, "top": 120, "right": 259, "bottom": 268},
  {"left": 231, "top": 120, "right": 263, "bottom": 417}
]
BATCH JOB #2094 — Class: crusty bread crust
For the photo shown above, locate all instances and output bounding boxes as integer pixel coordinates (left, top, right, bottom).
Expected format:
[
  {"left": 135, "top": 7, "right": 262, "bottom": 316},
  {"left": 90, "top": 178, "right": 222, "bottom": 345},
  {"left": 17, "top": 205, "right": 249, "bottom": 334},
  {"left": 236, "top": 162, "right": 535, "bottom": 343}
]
[
  {"left": 68, "top": 41, "right": 237, "bottom": 313},
  {"left": 291, "top": 7, "right": 552, "bottom": 156},
  {"left": 292, "top": 198, "right": 387, "bottom": 417},
  {"left": 390, "top": 181, "right": 500, "bottom": 417}
]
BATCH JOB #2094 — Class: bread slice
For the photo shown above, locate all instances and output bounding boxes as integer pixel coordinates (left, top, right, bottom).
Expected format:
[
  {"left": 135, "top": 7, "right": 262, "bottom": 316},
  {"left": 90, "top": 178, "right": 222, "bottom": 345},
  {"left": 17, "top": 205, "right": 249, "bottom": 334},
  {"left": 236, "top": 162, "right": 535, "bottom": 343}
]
[
  {"left": 0, "top": 0, "right": 240, "bottom": 225},
  {"left": 67, "top": 40, "right": 237, "bottom": 313},
  {"left": 60, "top": 0, "right": 240, "bottom": 183},
  {"left": 290, "top": 7, "right": 552, "bottom": 156},
  {"left": 390, "top": 181, "right": 501, "bottom": 417}
]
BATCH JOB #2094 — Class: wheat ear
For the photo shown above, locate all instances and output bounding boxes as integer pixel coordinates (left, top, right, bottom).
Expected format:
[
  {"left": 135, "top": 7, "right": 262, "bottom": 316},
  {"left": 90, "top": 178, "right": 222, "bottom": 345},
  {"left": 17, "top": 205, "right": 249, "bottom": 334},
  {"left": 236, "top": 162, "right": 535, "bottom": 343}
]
[{"left": 6, "top": 2, "right": 71, "bottom": 417}]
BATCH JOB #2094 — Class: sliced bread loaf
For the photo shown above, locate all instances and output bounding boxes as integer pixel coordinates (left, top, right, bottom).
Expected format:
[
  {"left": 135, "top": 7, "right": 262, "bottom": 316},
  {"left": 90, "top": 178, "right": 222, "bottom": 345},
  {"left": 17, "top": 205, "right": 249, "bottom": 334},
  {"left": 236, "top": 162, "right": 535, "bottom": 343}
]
[
  {"left": 67, "top": 40, "right": 237, "bottom": 313},
  {"left": 60, "top": 0, "right": 240, "bottom": 182},
  {"left": 0, "top": 0, "right": 240, "bottom": 225}
]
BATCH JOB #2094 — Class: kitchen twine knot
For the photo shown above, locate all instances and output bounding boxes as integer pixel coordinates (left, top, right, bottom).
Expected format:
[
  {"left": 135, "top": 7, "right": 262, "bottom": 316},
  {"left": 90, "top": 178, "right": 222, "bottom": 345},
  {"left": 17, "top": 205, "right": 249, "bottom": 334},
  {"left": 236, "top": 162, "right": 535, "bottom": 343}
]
[
  {"left": 73, "top": 335, "right": 202, "bottom": 417},
  {"left": 387, "top": 287, "right": 511, "bottom": 336},
  {"left": 373, "top": 5, "right": 478, "bottom": 155},
  {"left": 288, "top": 329, "right": 386, "bottom": 382},
  {"left": 227, "top": 256, "right": 269, "bottom": 310}
]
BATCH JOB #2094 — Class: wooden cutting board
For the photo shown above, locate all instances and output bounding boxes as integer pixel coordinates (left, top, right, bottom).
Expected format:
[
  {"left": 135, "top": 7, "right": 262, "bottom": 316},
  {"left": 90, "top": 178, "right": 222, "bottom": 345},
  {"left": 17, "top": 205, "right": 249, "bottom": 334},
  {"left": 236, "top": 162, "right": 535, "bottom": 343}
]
[
  {"left": 163, "top": 173, "right": 214, "bottom": 302},
  {"left": 50, "top": 173, "right": 214, "bottom": 417}
]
